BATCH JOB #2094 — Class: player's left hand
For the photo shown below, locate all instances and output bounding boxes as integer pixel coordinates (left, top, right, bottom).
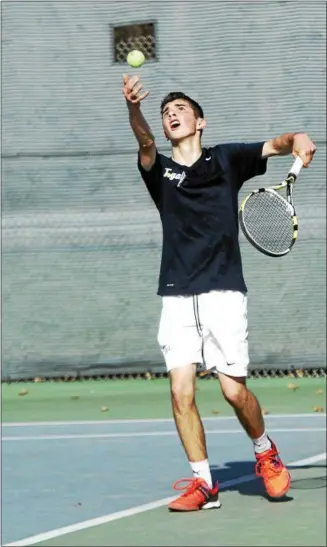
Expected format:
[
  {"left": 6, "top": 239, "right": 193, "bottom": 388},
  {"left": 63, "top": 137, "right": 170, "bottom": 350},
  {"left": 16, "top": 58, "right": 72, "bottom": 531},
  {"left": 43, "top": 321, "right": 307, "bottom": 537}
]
[{"left": 292, "top": 133, "right": 317, "bottom": 167}]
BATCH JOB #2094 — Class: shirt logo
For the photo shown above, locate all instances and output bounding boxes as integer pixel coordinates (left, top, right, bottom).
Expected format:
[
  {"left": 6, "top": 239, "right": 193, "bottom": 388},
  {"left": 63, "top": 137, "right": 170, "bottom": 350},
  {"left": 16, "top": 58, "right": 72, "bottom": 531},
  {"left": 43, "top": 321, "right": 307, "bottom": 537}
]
[{"left": 163, "top": 168, "right": 186, "bottom": 187}]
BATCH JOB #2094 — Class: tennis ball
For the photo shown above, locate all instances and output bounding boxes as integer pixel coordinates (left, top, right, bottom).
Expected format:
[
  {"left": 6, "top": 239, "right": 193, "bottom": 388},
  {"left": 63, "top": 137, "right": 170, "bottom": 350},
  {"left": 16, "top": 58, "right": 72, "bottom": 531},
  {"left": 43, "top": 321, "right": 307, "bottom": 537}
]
[{"left": 127, "top": 50, "right": 145, "bottom": 68}]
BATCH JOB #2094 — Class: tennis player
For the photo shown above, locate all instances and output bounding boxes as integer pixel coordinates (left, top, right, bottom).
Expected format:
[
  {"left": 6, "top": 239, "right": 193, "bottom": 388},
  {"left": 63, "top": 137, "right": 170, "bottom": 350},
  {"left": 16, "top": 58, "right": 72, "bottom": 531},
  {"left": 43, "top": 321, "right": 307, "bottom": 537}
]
[{"left": 122, "top": 74, "right": 316, "bottom": 511}]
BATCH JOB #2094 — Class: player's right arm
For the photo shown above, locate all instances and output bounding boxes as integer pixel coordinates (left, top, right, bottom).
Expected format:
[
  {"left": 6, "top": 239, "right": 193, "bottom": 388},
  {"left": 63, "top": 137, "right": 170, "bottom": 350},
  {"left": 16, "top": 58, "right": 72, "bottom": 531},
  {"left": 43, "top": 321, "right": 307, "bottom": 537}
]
[{"left": 122, "top": 74, "right": 156, "bottom": 171}]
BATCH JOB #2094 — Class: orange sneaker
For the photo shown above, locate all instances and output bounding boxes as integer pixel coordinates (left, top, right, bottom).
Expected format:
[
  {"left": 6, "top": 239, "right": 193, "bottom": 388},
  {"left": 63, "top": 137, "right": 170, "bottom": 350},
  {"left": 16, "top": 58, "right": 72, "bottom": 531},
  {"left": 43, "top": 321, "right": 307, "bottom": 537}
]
[
  {"left": 255, "top": 440, "right": 291, "bottom": 498},
  {"left": 168, "top": 478, "right": 221, "bottom": 512}
]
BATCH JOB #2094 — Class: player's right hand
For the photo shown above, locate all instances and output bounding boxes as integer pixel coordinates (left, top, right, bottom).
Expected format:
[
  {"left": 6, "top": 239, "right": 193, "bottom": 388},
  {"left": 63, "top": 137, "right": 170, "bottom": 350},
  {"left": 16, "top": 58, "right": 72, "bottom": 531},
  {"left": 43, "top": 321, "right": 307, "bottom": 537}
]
[{"left": 122, "top": 74, "right": 149, "bottom": 105}]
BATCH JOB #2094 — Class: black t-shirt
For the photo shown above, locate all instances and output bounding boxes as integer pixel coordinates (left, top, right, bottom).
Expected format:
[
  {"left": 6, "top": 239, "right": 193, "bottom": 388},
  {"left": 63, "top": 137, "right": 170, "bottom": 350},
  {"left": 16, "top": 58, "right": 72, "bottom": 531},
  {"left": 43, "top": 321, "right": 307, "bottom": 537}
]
[{"left": 138, "top": 142, "right": 267, "bottom": 296}]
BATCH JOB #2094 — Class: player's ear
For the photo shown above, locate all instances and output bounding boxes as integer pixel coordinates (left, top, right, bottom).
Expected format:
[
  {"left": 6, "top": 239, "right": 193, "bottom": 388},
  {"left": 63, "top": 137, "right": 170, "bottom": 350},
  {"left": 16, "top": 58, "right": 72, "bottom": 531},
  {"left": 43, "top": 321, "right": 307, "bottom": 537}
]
[{"left": 197, "top": 118, "right": 207, "bottom": 131}]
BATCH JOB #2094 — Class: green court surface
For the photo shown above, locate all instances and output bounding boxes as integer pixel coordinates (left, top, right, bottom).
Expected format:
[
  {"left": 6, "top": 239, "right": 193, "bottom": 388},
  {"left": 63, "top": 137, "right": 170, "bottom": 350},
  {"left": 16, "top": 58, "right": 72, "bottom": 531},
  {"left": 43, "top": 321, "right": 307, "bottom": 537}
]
[
  {"left": 2, "top": 376, "right": 326, "bottom": 422},
  {"left": 32, "top": 461, "right": 327, "bottom": 546}
]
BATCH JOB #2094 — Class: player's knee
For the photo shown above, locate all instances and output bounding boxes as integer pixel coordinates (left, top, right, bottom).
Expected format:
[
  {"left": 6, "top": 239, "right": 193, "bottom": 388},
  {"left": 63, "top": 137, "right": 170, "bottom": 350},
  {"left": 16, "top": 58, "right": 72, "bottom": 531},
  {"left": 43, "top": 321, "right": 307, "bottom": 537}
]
[
  {"left": 222, "top": 381, "right": 247, "bottom": 409},
  {"left": 170, "top": 379, "right": 195, "bottom": 413}
]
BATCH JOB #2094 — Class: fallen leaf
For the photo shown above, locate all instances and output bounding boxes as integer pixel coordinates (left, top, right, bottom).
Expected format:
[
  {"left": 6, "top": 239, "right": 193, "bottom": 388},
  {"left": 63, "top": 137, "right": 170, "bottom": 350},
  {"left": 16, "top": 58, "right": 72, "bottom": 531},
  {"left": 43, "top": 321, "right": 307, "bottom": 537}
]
[
  {"left": 101, "top": 406, "right": 108, "bottom": 412},
  {"left": 288, "top": 383, "right": 300, "bottom": 391},
  {"left": 18, "top": 389, "right": 28, "bottom": 396},
  {"left": 211, "top": 409, "right": 220, "bottom": 415},
  {"left": 262, "top": 408, "right": 270, "bottom": 415},
  {"left": 313, "top": 406, "right": 324, "bottom": 413}
]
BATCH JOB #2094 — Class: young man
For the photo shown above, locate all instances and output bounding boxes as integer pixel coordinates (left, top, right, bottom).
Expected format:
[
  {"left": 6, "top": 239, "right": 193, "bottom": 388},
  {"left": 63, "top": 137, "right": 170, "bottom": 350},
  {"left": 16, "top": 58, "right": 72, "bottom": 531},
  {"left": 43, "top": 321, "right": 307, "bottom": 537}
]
[{"left": 122, "top": 74, "right": 316, "bottom": 512}]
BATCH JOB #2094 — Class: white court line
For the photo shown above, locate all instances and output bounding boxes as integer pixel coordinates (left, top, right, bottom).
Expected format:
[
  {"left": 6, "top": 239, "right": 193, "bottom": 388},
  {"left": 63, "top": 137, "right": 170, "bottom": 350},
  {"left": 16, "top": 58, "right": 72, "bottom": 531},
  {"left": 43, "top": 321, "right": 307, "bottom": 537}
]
[
  {"left": 6, "top": 452, "right": 326, "bottom": 547},
  {"left": 2, "top": 413, "right": 326, "bottom": 427},
  {"left": 3, "top": 427, "right": 327, "bottom": 442},
  {"left": 3, "top": 427, "right": 326, "bottom": 441}
]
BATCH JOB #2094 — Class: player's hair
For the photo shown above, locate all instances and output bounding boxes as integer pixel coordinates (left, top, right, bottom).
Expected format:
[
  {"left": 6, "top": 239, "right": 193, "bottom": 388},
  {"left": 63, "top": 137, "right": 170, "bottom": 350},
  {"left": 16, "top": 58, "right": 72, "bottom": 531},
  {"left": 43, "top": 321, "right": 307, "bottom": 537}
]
[{"left": 160, "top": 92, "right": 204, "bottom": 119}]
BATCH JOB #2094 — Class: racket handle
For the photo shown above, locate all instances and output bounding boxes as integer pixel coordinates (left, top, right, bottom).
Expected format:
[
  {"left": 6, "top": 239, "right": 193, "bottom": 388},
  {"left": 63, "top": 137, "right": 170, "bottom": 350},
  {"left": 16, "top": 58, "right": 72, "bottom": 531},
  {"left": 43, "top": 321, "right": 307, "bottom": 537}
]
[{"left": 289, "top": 156, "right": 303, "bottom": 178}]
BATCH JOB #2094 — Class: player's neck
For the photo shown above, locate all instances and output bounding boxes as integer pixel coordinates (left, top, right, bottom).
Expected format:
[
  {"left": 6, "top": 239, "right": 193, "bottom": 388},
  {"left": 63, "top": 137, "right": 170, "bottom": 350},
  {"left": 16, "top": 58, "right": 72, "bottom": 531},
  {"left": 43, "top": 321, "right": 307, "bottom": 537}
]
[{"left": 171, "top": 138, "right": 202, "bottom": 167}]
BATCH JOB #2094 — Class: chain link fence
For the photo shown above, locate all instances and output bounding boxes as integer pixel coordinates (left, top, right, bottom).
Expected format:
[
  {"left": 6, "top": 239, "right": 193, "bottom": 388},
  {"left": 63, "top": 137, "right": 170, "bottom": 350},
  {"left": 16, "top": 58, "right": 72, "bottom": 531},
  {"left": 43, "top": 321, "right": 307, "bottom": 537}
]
[{"left": 2, "top": 1, "right": 326, "bottom": 381}]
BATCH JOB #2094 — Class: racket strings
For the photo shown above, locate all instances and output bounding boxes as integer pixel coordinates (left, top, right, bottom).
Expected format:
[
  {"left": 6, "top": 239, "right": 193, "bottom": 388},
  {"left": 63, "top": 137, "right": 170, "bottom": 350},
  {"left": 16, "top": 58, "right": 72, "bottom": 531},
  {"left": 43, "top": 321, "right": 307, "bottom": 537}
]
[{"left": 241, "top": 191, "right": 295, "bottom": 255}]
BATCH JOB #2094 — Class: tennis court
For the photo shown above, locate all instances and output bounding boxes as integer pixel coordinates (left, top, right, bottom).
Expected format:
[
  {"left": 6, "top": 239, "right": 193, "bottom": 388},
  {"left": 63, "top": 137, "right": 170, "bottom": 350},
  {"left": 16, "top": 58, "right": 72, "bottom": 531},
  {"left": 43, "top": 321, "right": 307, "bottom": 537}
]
[
  {"left": 2, "top": 2, "right": 326, "bottom": 546},
  {"left": 3, "top": 377, "right": 326, "bottom": 546}
]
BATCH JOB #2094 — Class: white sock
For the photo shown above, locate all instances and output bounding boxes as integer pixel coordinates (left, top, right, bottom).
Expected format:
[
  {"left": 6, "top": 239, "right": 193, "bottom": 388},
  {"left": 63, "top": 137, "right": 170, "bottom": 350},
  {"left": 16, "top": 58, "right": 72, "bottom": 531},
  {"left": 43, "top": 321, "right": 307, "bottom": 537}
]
[
  {"left": 253, "top": 432, "right": 272, "bottom": 454},
  {"left": 189, "top": 459, "right": 213, "bottom": 488}
]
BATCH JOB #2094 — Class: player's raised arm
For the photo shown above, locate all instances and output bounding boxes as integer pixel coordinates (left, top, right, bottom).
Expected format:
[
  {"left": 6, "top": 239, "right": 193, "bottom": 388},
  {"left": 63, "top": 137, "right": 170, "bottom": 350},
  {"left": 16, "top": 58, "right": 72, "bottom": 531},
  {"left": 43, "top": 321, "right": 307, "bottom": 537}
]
[
  {"left": 262, "top": 132, "right": 316, "bottom": 167},
  {"left": 122, "top": 74, "right": 156, "bottom": 171}
]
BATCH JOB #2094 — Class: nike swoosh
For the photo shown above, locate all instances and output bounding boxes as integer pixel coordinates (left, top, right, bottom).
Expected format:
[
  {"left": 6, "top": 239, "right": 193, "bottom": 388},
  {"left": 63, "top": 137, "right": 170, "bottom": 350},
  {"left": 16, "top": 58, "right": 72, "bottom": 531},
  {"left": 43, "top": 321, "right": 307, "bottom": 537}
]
[{"left": 205, "top": 157, "right": 211, "bottom": 161}]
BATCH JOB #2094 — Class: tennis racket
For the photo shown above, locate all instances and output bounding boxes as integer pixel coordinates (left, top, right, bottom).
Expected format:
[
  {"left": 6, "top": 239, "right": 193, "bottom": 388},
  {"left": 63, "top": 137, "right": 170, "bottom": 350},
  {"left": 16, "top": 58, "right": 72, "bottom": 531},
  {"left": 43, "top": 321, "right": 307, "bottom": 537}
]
[{"left": 239, "top": 156, "right": 303, "bottom": 257}]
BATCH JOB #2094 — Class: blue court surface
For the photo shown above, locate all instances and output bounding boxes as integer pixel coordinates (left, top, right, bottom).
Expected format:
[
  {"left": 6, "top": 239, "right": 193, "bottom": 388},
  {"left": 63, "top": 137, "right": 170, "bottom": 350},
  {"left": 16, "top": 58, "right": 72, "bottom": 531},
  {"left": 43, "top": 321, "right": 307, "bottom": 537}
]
[{"left": 2, "top": 413, "right": 326, "bottom": 546}]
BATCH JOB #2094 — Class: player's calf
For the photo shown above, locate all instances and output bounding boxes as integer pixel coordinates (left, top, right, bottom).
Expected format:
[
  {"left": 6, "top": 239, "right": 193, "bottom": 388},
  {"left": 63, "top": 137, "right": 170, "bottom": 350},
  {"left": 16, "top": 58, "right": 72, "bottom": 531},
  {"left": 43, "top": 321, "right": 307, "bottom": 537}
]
[
  {"left": 170, "top": 365, "right": 209, "bottom": 465},
  {"left": 218, "top": 373, "right": 265, "bottom": 439},
  {"left": 218, "top": 373, "right": 291, "bottom": 497}
]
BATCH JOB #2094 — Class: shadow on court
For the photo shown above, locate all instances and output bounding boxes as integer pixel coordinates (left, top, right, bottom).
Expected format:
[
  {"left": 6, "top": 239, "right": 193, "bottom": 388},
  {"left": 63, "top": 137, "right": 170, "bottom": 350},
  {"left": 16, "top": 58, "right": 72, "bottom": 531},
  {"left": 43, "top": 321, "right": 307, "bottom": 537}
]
[
  {"left": 28, "top": 460, "right": 326, "bottom": 546},
  {"left": 209, "top": 460, "right": 326, "bottom": 502}
]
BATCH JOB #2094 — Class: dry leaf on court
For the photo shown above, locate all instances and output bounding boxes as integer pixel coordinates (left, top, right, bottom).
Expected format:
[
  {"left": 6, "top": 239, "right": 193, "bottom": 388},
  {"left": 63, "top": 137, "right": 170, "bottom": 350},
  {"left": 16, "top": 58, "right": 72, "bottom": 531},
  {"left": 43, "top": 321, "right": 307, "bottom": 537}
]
[
  {"left": 211, "top": 409, "right": 220, "bottom": 415},
  {"left": 315, "top": 389, "right": 324, "bottom": 395},
  {"left": 199, "top": 370, "right": 210, "bottom": 377},
  {"left": 34, "top": 377, "right": 43, "bottom": 383},
  {"left": 18, "top": 389, "right": 28, "bottom": 396},
  {"left": 288, "top": 383, "right": 300, "bottom": 391},
  {"left": 262, "top": 408, "right": 270, "bottom": 415},
  {"left": 101, "top": 406, "right": 108, "bottom": 412},
  {"left": 313, "top": 406, "right": 324, "bottom": 413}
]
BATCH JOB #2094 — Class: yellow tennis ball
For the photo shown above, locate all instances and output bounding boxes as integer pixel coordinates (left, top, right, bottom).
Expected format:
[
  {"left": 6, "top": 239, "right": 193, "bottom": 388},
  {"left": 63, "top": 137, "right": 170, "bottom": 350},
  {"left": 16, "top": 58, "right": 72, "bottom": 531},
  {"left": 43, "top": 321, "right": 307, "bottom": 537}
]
[{"left": 127, "top": 50, "right": 145, "bottom": 68}]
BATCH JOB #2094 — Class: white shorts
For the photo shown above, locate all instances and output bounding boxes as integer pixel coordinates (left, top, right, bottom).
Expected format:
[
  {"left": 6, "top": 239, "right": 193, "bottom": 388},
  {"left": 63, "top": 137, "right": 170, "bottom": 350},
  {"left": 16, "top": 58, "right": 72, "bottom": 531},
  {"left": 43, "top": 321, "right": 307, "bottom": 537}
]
[{"left": 157, "top": 290, "right": 249, "bottom": 377}]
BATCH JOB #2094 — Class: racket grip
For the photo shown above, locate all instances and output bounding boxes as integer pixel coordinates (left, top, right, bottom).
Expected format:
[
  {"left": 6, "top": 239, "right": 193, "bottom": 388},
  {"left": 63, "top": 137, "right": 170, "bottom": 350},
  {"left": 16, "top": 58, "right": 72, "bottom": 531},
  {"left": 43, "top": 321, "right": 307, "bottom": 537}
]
[{"left": 289, "top": 156, "right": 303, "bottom": 178}]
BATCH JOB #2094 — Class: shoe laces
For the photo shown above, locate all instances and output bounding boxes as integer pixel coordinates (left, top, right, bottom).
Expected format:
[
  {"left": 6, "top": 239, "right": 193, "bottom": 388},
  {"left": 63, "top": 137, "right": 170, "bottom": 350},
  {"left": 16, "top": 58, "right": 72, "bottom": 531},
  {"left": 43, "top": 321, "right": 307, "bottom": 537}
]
[
  {"left": 255, "top": 452, "right": 283, "bottom": 478},
  {"left": 172, "top": 478, "right": 205, "bottom": 497}
]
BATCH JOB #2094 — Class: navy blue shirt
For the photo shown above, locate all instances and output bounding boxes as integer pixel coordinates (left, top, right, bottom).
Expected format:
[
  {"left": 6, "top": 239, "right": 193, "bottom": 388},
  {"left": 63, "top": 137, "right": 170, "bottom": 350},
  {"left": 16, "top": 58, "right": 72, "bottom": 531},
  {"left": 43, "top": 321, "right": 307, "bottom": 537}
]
[{"left": 138, "top": 142, "right": 267, "bottom": 296}]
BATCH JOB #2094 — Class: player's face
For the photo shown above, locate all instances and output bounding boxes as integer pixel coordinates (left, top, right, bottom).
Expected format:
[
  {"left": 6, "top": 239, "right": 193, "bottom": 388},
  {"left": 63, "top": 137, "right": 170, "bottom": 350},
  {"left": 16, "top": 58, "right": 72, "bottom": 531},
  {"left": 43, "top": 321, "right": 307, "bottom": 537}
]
[{"left": 162, "top": 100, "right": 205, "bottom": 142}]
